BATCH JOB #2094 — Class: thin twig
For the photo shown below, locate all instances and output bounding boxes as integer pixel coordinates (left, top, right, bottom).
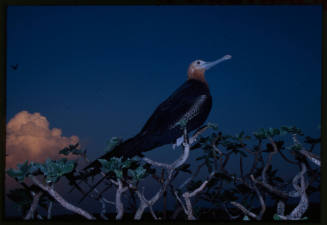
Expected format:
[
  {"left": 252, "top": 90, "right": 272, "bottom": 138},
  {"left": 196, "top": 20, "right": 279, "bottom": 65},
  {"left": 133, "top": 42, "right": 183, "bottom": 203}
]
[
  {"left": 230, "top": 201, "right": 257, "bottom": 219},
  {"left": 222, "top": 202, "right": 241, "bottom": 220},
  {"left": 180, "top": 171, "right": 215, "bottom": 220},
  {"left": 262, "top": 137, "right": 279, "bottom": 183},
  {"left": 24, "top": 191, "right": 42, "bottom": 220},
  {"left": 250, "top": 175, "right": 266, "bottom": 220},
  {"left": 299, "top": 149, "right": 320, "bottom": 167}
]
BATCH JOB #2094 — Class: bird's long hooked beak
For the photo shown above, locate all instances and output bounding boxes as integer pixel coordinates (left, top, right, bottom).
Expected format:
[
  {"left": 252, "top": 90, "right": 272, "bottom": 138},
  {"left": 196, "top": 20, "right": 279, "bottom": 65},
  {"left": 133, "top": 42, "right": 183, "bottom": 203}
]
[{"left": 202, "top": 55, "right": 232, "bottom": 70}]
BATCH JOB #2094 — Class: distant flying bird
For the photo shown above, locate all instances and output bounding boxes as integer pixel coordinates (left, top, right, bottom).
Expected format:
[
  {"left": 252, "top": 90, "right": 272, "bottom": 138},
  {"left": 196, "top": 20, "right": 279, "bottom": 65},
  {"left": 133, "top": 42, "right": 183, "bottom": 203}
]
[
  {"left": 84, "top": 54, "right": 232, "bottom": 173},
  {"left": 10, "top": 64, "right": 19, "bottom": 70}
]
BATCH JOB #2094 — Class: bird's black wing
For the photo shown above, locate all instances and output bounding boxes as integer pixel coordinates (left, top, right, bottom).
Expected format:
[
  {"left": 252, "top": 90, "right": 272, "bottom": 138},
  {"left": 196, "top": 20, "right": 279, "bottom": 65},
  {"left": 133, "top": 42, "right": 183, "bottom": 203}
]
[{"left": 139, "top": 79, "right": 210, "bottom": 136}]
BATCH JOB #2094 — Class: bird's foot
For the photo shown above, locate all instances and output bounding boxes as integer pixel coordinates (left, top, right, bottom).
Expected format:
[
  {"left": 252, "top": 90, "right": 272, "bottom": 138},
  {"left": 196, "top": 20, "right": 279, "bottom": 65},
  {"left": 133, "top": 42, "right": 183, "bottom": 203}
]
[{"left": 172, "top": 136, "right": 184, "bottom": 150}]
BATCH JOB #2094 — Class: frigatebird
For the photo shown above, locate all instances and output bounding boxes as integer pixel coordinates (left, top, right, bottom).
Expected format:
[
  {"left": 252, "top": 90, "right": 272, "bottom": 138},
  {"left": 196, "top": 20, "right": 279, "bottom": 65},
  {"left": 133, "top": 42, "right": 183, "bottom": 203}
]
[
  {"left": 10, "top": 64, "right": 19, "bottom": 70},
  {"left": 84, "top": 54, "right": 232, "bottom": 173}
]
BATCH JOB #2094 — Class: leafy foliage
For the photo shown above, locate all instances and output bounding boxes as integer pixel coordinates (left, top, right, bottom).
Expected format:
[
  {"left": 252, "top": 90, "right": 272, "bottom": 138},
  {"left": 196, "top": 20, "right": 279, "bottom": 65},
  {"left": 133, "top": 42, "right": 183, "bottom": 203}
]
[
  {"left": 98, "top": 157, "right": 147, "bottom": 181},
  {"left": 104, "top": 137, "right": 123, "bottom": 153},
  {"left": 6, "top": 124, "right": 320, "bottom": 221},
  {"left": 7, "top": 161, "right": 31, "bottom": 182},
  {"left": 38, "top": 158, "right": 76, "bottom": 183},
  {"left": 59, "top": 143, "right": 83, "bottom": 156},
  {"left": 7, "top": 158, "right": 76, "bottom": 184},
  {"left": 7, "top": 188, "right": 33, "bottom": 212}
]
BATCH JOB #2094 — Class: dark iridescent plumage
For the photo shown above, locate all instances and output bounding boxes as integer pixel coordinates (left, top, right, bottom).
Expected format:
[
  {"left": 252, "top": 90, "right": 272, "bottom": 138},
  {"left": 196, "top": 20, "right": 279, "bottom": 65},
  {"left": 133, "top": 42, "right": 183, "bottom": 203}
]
[{"left": 85, "top": 79, "right": 212, "bottom": 170}]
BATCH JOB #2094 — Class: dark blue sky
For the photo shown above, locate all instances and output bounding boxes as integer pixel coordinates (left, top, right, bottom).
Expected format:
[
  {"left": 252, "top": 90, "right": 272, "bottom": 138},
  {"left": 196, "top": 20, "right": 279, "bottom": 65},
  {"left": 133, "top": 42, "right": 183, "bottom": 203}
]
[{"left": 6, "top": 5, "right": 321, "bottom": 216}]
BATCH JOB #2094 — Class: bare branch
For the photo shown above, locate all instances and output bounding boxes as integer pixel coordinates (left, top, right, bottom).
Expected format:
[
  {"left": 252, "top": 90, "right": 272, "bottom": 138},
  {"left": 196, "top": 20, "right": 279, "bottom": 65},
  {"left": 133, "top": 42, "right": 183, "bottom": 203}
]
[
  {"left": 47, "top": 201, "right": 53, "bottom": 220},
  {"left": 189, "top": 125, "right": 210, "bottom": 144},
  {"left": 115, "top": 179, "right": 128, "bottom": 220},
  {"left": 47, "top": 183, "right": 54, "bottom": 220},
  {"left": 276, "top": 163, "right": 308, "bottom": 220},
  {"left": 251, "top": 176, "right": 289, "bottom": 199},
  {"left": 262, "top": 137, "right": 279, "bottom": 183},
  {"left": 182, "top": 193, "right": 196, "bottom": 220},
  {"left": 24, "top": 191, "right": 42, "bottom": 220},
  {"left": 230, "top": 201, "right": 257, "bottom": 219},
  {"left": 179, "top": 172, "right": 215, "bottom": 220},
  {"left": 288, "top": 163, "right": 308, "bottom": 219},
  {"left": 277, "top": 200, "right": 285, "bottom": 216},
  {"left": 30, "top": 176, "right": 95, "bottom": 220},
  {"left": 134, "top": 127, "right": 193, "bottom": 220},
  {"left": 179, "top": 162, "right": 206, "bottom": 189},
  {"left": 299, "top": 149, "right": 320, "bottom": 167},
  {"left": 142, "top": 158, "right": 171, "bottom": 169},
  {"left": 240, "top": 156, "right": 244, "bottom": 178},
  {"left": 250, "top": 175, "right": 266, "bottom": 220},
  {"left": 222, "top": 202, "right": 241, "bottom": 220},
  {"left": 173, "top": 190, "right": 187, "bottom": 213},
  {"left": 99, "top": 198, "right": 109, "bottom": 220},
  {"left": 277, "top": 148, "right": 298, "bottom": 165}
]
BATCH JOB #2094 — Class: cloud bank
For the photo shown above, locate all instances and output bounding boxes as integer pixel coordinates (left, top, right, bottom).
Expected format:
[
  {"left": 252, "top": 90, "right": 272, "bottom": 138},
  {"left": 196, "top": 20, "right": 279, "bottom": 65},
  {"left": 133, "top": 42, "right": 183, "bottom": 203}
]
[{"left": 6, "top": 111, "right": 79, "bottom": 169}]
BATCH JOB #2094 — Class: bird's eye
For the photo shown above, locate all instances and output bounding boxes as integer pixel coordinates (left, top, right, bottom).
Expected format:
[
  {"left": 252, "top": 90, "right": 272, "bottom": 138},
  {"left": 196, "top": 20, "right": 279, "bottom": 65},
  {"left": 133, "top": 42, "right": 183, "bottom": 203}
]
[{"left": 197, "top": 61, "right": 200, "bottom": 64}]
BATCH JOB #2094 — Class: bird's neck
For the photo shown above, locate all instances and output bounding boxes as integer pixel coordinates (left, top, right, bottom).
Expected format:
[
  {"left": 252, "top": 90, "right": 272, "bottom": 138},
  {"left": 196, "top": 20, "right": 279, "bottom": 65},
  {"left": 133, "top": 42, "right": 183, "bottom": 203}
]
[{"left": 188, "top": 69, "right": 208, "bottom": 86}]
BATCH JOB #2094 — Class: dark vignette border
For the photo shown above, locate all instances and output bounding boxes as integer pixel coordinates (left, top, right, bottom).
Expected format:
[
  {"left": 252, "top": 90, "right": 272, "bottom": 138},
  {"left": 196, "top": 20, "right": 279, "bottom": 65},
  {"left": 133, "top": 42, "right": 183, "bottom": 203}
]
[{"left": 0, "top": 1, "right": 325, "bottom": 225}]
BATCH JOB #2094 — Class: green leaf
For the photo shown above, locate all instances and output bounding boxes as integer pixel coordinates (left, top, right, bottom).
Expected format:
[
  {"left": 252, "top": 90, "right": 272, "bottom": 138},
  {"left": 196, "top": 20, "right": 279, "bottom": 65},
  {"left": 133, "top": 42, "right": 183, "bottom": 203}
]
[
  {"left": 239, "top": 151, "right": 248, "bottom": 158},
  {"left": 135, "top": 166, "right": 146, "bottom": 180},
  {"left": 7, "top": 161, "right": 31, "bottom": 182},
  {"left": 121, "top": 159, "right": 133, "bottom": 169},
  {"left": 98, "top": 159, "right": 111, "bottom": 173},
  {"left": 243, "top": 215, "right": 250, "bottom": 221},
  {"left": 6, "top": 168, "right": 21, "bottom": 177},
  {"left": 280, "top": 126, "right": 303, "bottom": 136},
  {"left": 176, "top": 119, "right": 188, "bottom": 130},
  {"left": 114, "top": 169, "right": 123, "bottom": 179},
  {"left": 129, "top": 166, "right": 147, "bottom": 181},
  {"left": 71, "top": 149, "right": 83, "bottom": 155},
  {"left": 273, "top": 214, "right": 281, "bottom": 220},
  {"left": 238, "top": 131, "right": 245, "bottom": 139},
  {"left": 36, "top": 158, "right": 76, "bottom": 184},
  {"left": 59, "top": 143, "right": 80, "bottom": 155},
  {"left": 253, "top": 128, "right": 267, "bottom": 140},
  {"left": 98, "top": 158, "right": 108, "bottom": 166},
  {"left": 289, "top": 144, "right": 302, "bottom": 151},
  {"left": 207, "top": 122, "right": 218, "bottom": 130},
  {"left": 104, "top": 137, "right": 122, "bottom": 153},
  {"left": 273, "top": 128, "right": 280, "bottom": 136},
  {"left": 61, "top": 160, "right": 75, "bottom": 174},
  {"left": 244, "top": 135, "right": 251, "bottom": 140},
  {"left": 29, "top": 162, "right": 42, "bottom": 174}
]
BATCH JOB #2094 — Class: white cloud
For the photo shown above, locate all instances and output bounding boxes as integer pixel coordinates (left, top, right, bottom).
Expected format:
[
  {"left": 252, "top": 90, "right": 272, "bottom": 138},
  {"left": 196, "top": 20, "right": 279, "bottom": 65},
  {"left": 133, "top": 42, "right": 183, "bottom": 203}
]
[{"left": 6, "top": 110, "right": 79, "bottom": 169}]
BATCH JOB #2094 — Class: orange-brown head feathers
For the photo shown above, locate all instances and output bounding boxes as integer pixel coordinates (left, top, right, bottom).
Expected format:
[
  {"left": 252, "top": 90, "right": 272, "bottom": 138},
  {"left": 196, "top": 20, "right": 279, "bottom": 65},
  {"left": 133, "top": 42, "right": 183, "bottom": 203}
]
[{"left": 187, "top": 55, "right": 232, "bottom": 84}]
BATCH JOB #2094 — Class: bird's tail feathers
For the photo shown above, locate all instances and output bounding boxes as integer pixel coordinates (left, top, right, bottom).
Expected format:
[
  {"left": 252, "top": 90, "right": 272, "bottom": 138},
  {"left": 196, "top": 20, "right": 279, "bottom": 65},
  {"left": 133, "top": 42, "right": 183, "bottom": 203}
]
[{"left": 83, "top": 134, "right": 148, "bottom": 173}]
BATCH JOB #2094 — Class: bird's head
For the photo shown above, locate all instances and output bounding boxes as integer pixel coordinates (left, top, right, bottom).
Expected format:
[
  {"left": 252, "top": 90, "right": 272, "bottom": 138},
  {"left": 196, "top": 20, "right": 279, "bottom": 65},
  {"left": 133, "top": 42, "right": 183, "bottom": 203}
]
[{"left": 188, "top": 54, "right": 232, "bottom": 83}]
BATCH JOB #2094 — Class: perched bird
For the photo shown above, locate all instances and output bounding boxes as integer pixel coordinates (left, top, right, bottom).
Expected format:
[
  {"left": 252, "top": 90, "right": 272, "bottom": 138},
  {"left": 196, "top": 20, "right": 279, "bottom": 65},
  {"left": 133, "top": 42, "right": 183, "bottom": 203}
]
[
  {"left": 84, "top": 54, "right": 232, "bottom": 173},
  {"left": 10, "top": 64, "right": 19, "bottom": 70}
]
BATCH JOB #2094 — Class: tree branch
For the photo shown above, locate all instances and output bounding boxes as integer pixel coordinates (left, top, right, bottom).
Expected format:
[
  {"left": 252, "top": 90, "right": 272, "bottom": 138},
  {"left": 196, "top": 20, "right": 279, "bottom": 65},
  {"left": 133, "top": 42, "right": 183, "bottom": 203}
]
[
  {"left": 24, "top": 191, "right": 42, "bottom": 220},
  {"left": 30, "top": 176, "right": 95, "bottom": 220},
  {"left": 277, "top": 163, "right": 308, "bottom": 220},
  {"left": 115, "top": 179, "right": 128, "bottom": 220},
  {"left": 230, "top": 201, "right": 257, "bottom": 219},
  {"left": 299, "top": 149, "right": 320, "bottom": 167}
]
